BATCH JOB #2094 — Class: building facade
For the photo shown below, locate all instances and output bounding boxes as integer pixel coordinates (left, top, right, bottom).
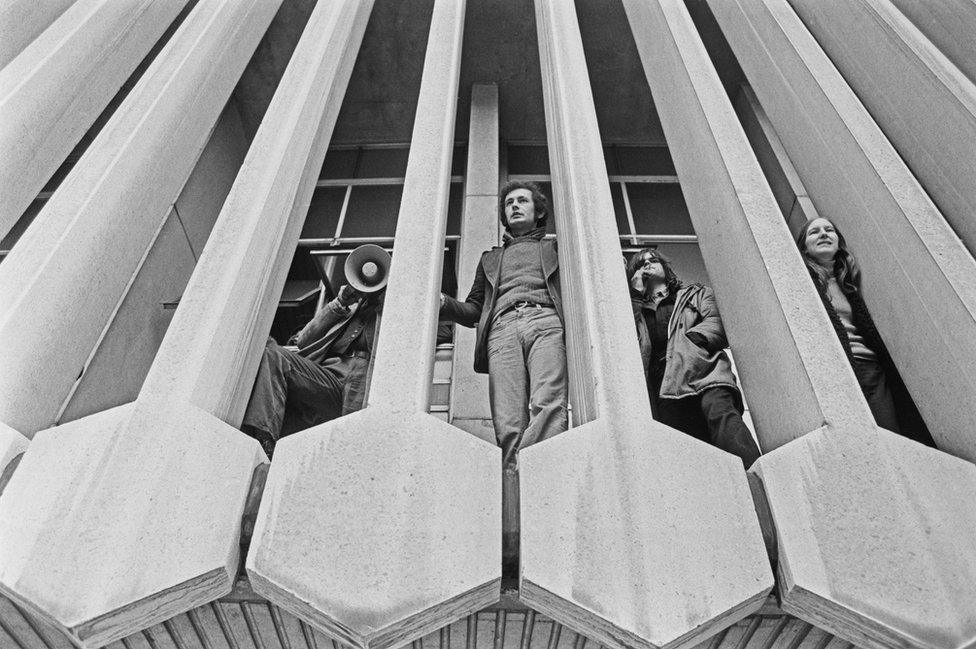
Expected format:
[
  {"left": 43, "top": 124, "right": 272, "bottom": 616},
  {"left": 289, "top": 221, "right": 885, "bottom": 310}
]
[{"left": 1, "top": 2, "right": 975, "bottom": 649}]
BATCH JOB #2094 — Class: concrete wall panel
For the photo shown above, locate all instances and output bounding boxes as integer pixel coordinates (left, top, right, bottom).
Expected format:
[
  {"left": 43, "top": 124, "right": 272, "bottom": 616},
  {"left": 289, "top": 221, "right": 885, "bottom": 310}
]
[
  {"left": 0, "top": 0, "right": 76, "bottom": 70},
  {"left": 888, "top": 0, "right": 976, "bottom": 86}
]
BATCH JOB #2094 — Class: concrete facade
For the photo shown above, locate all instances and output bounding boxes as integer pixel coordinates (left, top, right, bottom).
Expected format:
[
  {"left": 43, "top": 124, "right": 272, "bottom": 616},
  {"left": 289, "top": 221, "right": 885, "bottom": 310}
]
[{"left": 0, "top": 2, "right": 974, "bottom": 649}]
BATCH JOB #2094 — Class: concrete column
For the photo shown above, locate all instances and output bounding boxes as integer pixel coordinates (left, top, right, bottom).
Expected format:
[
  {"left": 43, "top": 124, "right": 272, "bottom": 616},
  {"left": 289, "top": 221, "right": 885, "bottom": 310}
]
[
  {"left": 706, "top": 1, "right": 976, "bottom": 648},
  {"left": 0, "top": 0, "right": 283, "bottom": 647},
  {"left": 787, "top": 0, "right": 976, "bottom": 257},
  {"left": 0, "top": 0, "right": 278, "bottom": 438},
  {"left": 0, "top": 0, "right": 76, "bottom": 70},
  {"left": 247, "top": 3, "right": 501, "bottom": 649},
  {"left": 450, "top": 83, "right": 498, "bottom": 443},
  {"left": 0, "top": 0, "right": 191, "bottom": 239},
  {"left": 888, "top": 0, "right": 976, "bottom": 87},
  {"left": 710, "top": 0, "right": 976, "bottom": 463},
  {"left": 734, "top": 85, "right": 819, "bottom": 234},
  {"left": 517, "top": 3, "right": 772, "bottom": 649}
]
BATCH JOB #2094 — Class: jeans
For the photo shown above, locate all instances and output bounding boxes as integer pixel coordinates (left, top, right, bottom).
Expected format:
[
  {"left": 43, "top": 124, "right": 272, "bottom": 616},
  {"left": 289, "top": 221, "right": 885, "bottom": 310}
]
[
  {"left": 242, "top": 338, "right": 369, "bottom": 440},
  {"left": 657, "top": 386, "right": 761, "bottom": 468},
  {"left": 487, "top": 305, "right": 569, "bottom": 468},
  {"left": 852, "top": 356, "right": 900, "bottom": 434}
]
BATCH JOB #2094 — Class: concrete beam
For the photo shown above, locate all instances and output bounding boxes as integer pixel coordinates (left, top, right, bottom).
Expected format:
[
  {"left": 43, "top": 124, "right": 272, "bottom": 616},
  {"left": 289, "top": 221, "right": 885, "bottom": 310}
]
[
  {"left": 450, "top": 83, "right": 499, "bottom": 444},
  {"left": 0, "top": 0, "right": 76, "bottom": 70},
  {"left": 707, "top": 1, "right": 976, "bottom": 647},
  {"left": 787, "top": 0, "right": 976, "bottom": 257},
  {"left": 0, "top": 0, "right": 278, "bottom": 438},
  {"left": 517, "top": 3, "right": 772, "bottom": 649},
  {"left": 711, "top": 0, "right": 976, "bottom": 463},
  {"left": 0, "top": 0, "right": 190, "bottom": 240},
  {"left": 247, "top": 3, "right": 501, "bottom": 649}
]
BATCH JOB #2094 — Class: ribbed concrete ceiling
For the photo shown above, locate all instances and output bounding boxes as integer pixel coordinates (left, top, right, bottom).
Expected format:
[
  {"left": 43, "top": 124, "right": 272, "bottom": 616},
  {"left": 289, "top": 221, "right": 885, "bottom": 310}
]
[{"left": 232, "top": 0, "right": 743, "bottom": 146}]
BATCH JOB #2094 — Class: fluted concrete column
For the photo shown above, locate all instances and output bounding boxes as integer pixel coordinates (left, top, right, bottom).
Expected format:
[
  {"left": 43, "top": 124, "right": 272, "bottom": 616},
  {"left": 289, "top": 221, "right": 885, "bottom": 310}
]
[
  {"left": 0, "top": 0, "right": 278, "bottom": 438},
  {"left": 517, "top": 3, "right": 772, "bottom": 649},
  {"left": 247, "top": 3, "right": 501, "bottom": 649},
  {"left": 0, "top": 0, "right": 191, "bottom": 239},
  {"left": 888, "top": 0, "right": 976, "bottom": 87},
  {"left": 704, "top": 1, "right": 976, "bottom": 648},
  {"left": 0, "top": 1, "right": 285, "bottom": 647},
  {"left": 0, "top": 0, "right": 75, "bottom": 70},
  {"left": 786, "top": 0, "right": 976, "bottom": 257},
  {"left": 711, "top": 0, "right": 976, "bottom": 463},
  {"left": 734, "top": 85, "right": 819, "bottom": 234},
  {"left": 451, "top": 83, "right": 498, "bottom": 442}
]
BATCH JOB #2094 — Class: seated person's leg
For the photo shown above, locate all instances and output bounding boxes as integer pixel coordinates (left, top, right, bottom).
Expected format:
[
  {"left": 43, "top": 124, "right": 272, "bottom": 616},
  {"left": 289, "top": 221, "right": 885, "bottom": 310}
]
[
  {"left": 242, "top": 339, "right": 345, "bottom": 452},
  {"left": 700, "top": 386, "right": 761, "bottom": 468},
  {"left": 339, "top": 356, "right": 371, "bottom": 416}
]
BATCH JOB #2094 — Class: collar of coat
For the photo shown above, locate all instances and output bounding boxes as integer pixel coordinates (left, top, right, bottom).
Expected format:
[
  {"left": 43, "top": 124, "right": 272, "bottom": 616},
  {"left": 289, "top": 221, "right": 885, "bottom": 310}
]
[{"left": 502, "top": 226, "right": 547, "bottom": 246}]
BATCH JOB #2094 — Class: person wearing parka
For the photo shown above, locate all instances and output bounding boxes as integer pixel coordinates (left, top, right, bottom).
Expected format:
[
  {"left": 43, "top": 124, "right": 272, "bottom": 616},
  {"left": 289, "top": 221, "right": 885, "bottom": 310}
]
[{"left": 627, "top": 248, "right": 760, "bottom": 467}]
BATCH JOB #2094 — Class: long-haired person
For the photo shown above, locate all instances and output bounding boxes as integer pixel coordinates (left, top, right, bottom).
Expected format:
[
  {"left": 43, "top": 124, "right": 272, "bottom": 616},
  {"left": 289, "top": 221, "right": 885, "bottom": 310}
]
[
  {"left": 627, "top": 248, "right": 760, "bottom": 467},
  {"left": 797, "top": 217, "right": 934, "bottom": 444}
]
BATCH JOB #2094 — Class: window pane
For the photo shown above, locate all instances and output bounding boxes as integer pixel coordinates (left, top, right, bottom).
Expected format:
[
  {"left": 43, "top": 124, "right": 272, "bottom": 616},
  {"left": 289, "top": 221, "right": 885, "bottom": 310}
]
[
  {"left": 300, "top": 187, "right": 346, "bottom": 239},
  {"left": 340, "top": 185, "right": 403, "bottom": 237},
  {"left": 613, "top": 145, "right": 676, "bottom": 175},
  {"left": 358, "top": 148, "right": 409, "bottom": 178},
  {"left": 319, "top": 149, "right": 359, "bottom": 179},
  {"left": 609, "top": 183, "right": 631, "bottom": 235},
  {"left": 507, "top": 145, "right": 550, "bottom": 175},
  {"left": 629, "top": 183, "right": 694, "bottom": 235}
]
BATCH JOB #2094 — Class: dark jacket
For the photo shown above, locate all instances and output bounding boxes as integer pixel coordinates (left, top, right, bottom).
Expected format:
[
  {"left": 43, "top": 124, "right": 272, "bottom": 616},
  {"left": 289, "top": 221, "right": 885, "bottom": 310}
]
[
  {"left": 808, "top": 271, "right": 933, "bottom": 445},
  {"left": 632, "top": 283, "right": 739, "bottom": 399},
  {"left": 441, "top": 237, "right": 562, "bottom": 373}
]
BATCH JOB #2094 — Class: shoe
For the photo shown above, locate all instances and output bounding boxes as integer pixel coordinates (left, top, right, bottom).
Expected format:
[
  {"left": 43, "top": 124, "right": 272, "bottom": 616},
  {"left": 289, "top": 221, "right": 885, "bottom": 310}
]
[{"left": 242, "top": 424, "right": 276, "bottom": 461}]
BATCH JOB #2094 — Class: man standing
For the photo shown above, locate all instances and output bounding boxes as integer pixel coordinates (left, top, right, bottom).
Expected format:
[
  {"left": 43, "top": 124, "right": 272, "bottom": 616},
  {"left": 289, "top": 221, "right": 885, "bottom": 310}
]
[
  {"left": 241, "top": 284, "right": 378, "bottom": 459},
  {"left": 440, "top": 181, "right": 568, "bottom": 468},
  {"left": 626, "top": 248, "right": 761, "bottom": 467}
]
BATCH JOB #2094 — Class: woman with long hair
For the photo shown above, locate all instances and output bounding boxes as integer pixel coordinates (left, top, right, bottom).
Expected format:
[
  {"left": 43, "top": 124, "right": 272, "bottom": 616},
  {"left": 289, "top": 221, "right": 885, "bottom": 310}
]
[
  {"left": 797, "top": 217, "right": 933, "bottom": 444},
  {"left": 627, "top": 248, "right": 761, "bottom": 467}
]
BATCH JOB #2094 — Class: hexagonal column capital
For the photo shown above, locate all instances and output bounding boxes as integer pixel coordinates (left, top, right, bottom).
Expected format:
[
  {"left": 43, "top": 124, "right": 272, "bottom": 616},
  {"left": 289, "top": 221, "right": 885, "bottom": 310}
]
[
  {"left": 0, "top": 401, "right": 264, "bottom": 649},
  {"left": 248, "top": 408, "right": 501, "bottom": 649},
  {"left": 521, "top": 421, "right": 773, "bottom": 649},
  {"left": 753, "top": 428, "right": 976, "bottom": 649}
]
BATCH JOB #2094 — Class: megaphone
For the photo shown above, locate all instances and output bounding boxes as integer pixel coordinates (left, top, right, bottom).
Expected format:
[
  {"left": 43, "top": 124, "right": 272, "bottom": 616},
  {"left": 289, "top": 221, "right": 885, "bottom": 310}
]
[{"left": 344, "top": 244, "right": 391, "bottom": 293}]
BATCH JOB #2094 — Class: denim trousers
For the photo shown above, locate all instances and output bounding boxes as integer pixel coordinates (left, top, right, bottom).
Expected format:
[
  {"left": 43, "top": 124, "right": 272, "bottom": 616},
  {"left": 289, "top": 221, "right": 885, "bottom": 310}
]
[
  {"left": 242, "top": 338, "right": 369, "bottom": 440},
  {"left": 657, "top": 386, "right": 761, "bottom": 468},
  {"left": 486, "top": 305, "right": 569, "bottom": 469}
]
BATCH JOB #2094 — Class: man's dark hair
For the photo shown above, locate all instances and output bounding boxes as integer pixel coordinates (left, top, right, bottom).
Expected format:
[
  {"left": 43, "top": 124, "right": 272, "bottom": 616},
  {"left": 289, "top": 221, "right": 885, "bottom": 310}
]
[
  {"left": 626, "top": 247, "right": 683, "bottom": 297},
  {"left": 498, "top": 180, "right": 550, "bottom": 230}
]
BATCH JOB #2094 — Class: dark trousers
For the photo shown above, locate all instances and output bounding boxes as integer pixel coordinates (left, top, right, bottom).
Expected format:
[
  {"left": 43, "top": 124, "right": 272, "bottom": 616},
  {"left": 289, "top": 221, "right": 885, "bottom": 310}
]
[
  {"left": 852, "top": 357, "right": 899, "bottom": 434},
  {"left": 657, "top": 386, "right": 761, "bottom": 468},
  {"left": 242, "top": 338, "right": 369, "bottom": 440}
]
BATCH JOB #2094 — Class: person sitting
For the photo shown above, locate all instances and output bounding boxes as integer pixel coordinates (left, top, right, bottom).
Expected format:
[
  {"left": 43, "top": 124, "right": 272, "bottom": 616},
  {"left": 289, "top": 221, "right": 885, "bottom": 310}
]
[
  {"left": 241, "top": 284, "right": 379, "bottom": 458},
  {"left": 796, "top": 217, "right": 934, "bottom": 445},
  {"left": 627, "top": 248, "right": 761, "bottom": 468}
]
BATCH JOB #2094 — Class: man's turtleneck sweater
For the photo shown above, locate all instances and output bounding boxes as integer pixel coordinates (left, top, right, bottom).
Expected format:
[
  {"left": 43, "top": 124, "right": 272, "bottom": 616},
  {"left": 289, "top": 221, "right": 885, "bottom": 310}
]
[{"left": 493, "top": 227, "right": 553, "bottom": 320}]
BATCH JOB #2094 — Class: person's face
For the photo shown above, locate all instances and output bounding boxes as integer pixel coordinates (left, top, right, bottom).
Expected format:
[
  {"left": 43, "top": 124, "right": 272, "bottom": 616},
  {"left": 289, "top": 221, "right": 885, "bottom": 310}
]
[
  {"left": 803, "top": 218, "right": 839, "bottom": 264},
  {"left": 637, "top": 254, "right": 665, "bottom": 282},
  {"left": 504, "top": 188, "right": 538, "bottom": 233}
]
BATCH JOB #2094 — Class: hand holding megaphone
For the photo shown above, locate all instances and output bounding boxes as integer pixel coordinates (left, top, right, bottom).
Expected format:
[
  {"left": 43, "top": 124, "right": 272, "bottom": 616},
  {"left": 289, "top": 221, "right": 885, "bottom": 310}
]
[{"left": 344, "top": 244, "right": 391, "bottom": 293}]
